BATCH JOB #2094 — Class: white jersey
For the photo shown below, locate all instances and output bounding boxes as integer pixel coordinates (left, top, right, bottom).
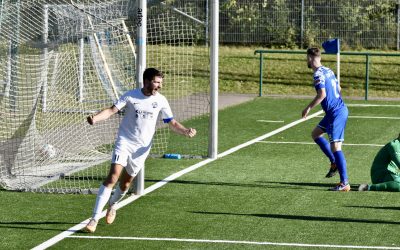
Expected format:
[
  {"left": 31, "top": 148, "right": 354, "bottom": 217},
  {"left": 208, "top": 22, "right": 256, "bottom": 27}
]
[{"left": 114, "top": 88, "right": 173, "bottom": 149}]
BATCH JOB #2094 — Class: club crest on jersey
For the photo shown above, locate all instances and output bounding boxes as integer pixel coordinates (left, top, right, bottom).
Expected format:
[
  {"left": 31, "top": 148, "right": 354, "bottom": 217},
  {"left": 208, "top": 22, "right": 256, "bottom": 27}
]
[{"left": 152, "top": 102, "right": 158, "bottom": 108}]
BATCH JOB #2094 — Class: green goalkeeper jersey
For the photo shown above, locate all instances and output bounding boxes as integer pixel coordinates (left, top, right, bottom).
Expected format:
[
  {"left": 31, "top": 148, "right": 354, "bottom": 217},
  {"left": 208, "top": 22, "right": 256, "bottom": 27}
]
[{"left": 371, "top": 138, "right": 400, "bottom": 183}]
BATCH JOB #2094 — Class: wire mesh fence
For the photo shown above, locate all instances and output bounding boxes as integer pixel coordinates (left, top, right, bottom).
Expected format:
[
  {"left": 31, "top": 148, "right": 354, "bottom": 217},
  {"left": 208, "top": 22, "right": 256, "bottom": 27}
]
[{"left": 219, "top": 0, "right": 400, "bottom": 50}]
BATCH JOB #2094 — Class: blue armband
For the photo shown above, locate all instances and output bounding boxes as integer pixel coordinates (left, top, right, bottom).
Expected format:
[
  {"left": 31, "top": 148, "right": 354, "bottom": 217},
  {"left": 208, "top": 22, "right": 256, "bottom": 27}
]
[{"left": 163, "top": 117, "right": 173, "bottom": 123}]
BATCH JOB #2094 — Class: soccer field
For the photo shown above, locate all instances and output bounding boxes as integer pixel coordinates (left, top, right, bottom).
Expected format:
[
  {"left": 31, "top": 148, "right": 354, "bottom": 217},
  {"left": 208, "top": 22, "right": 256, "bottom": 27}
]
[{"left": 1, "top": 97, "right": 400, "bottom": 249}]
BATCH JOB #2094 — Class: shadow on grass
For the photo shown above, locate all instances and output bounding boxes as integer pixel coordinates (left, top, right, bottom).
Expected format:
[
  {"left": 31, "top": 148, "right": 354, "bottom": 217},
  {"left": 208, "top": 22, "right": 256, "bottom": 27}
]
[
  {"left": 146, "top": 179, "right": 333, "bottom": 191},
  {"left": 345, "top": 205, "right": 400, "bottom": 211},
  {"left": 257, "top": 181, "right": 333, "bottom": 188},
  {"left": 0, "top": 221, "right": 80, "bottom": 231},
  {"left": 146, "top": 179, "right": 275, "bottom": 189},
  {"left": 259, "top": 181, "right": 362, "bottom": 191},
  {"left": 191, "top": 211, "right": 400, "bottom": 225}
]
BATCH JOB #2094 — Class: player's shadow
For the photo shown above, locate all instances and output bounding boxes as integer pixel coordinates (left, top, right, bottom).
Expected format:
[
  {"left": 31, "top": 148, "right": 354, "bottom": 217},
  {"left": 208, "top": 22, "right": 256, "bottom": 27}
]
[
  {"left": 147, "top": 179, "right": 341, "bottom": 191},
  {"left": 191, "top": 211, "right": 400, "bottom": 225},
  {"left": 345, "top": 205, "right": 400, "bottom": 211},
  {"left": 260, "top": 181, "right": 362, "bottom": 191},
  {"left": 145, "top": 179, "right": 316, "bottom": 190},
  {"left": 0, "top": 221, "right": 80, "bottom": 231},
  {"left": 257, "top": 181, "right": 335, "bottom": 190}
]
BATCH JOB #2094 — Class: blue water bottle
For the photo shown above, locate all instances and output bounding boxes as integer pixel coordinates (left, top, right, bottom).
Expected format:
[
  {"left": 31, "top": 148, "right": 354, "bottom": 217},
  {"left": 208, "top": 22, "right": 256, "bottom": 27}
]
[{"left": 164, "top": 153, "right": 181, "bottom": 159}]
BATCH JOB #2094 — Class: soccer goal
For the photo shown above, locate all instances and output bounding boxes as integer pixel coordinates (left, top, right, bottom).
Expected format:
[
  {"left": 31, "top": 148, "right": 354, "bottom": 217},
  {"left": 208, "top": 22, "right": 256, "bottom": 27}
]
[{"left": 0, "top": 0, "right": 217, "bottom": 193}]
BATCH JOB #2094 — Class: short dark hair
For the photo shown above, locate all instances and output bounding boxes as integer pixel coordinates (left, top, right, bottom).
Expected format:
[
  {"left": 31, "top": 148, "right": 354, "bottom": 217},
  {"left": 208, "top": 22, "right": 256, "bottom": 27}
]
[
  {"left": 307, "top": 47, "right": 321, "bottom": 57},
  {"left": 143, "top": 68, "right": 164, "bottom": 82}
]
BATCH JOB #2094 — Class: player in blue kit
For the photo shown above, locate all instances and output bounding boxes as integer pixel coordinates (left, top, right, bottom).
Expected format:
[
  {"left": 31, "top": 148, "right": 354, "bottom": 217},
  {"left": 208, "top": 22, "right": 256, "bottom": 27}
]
[{"left": 302, "top": 47, "right": 350, "bottom": 191}]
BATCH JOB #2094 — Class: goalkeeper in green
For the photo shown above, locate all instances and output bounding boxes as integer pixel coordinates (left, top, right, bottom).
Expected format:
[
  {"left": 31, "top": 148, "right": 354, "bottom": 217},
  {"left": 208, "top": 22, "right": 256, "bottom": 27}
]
[{"left": 359, "top": 134, "right": 400, "bottom": 191}]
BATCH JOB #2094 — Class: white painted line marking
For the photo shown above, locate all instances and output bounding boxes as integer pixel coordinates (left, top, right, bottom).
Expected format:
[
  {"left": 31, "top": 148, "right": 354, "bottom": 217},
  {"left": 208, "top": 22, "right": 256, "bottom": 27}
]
[
  {"left": 257, "top": 141, "right": 384, "bottom": 147},
  {"left": 32, "top": 110, "right": 323, "bottom": 250},
  {"left": 66, "top": 235, "right": 400, "bottom": 249},
  {"left": 256, "top": 120, "right": 284, "bottom": 123},
  {"left": 348, "top": 104, "right": 400, "bottom": 108},
  {"left": 218, "top": 111, "right": 323, "bottom": 158},
  {"left": 316, "top": 115, "right": 400, "bottom": 120}
]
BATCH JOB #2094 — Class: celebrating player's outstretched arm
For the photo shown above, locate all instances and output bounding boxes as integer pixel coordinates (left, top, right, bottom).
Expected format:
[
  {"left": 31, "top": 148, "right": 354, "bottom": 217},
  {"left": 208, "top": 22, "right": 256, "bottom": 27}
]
[
  {"left": 87, "top": 106, "right": 119, "bottom": 125},
  {"left": 168, "top": 119, "right": 197, "bottom": 138}
]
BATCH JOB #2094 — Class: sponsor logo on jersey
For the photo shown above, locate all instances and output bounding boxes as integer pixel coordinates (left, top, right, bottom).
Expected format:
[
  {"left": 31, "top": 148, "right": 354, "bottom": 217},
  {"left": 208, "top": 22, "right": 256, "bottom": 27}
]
[
  {"left": 152, "top": 102, "right": 158, "bottom": 108},
  {"left": 136, "top": 110, "right": 154, "bottom": 119}
]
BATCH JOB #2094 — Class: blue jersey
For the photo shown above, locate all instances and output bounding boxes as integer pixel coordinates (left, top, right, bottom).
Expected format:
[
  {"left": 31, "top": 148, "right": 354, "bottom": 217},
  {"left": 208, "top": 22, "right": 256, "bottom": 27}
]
[{"left": 313, "top": 66, "right": 345, "bottom": 114}]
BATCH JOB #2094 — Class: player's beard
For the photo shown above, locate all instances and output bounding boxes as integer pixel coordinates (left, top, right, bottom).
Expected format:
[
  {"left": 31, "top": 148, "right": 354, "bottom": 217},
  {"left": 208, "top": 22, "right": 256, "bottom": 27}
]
[
  {"left": 307, "top": 62, "right": 312, "bottom": 68},
  {"left": 151, "top": 87, "right": 160, "bottom": 95},
  {"left": 142, "top": 85, "right": 158, "bottom": 96}
]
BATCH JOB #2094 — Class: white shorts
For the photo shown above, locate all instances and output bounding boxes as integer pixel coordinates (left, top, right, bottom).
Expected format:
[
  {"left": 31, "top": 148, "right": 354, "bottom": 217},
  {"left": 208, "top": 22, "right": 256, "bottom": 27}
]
[{"left": 111, "top": 141, "right": 151, "bottom": 177}]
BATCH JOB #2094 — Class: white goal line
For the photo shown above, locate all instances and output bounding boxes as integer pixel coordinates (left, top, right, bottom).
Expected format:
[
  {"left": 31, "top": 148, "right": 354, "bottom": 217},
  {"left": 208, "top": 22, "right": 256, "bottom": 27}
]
[
  {"left": 257, "top": 141, "right": 384, "bottom": 147},
  {"left": 66, "top": 235, "right": 400, "bottom": 249}
]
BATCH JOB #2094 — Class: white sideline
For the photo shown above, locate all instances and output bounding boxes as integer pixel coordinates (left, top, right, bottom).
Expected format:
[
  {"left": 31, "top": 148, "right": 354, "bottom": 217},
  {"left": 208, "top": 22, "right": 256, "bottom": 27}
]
[
  {"left": 31, "top": 110, "right": 323, "bottom": 250},
  {"left": 67, "top": 235, "right": 400, "bottom": 249}
]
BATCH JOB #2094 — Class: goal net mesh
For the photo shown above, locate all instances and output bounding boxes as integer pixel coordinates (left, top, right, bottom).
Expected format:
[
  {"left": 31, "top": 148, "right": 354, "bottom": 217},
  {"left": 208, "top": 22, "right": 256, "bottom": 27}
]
[{"left": 0, "top": 0, "right": 210, "bottom": 193}]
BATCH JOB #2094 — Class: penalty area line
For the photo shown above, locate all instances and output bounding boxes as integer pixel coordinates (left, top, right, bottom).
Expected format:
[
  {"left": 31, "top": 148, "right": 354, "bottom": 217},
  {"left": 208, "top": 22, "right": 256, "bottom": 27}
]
[
  {"left": 32, "top": 110, "right": 323, "bottom": 250},
  {"left": 67, "top": 235, "right": 400, "bottom": 250},
  {"left": 257, "top": 141, "right": 384, "bottom": 147},
  {"left": 316, "top": 115, "right": 400, "bottom": 120},
  {"left": 347, "top": 103, "right": 400, "bottom": 108},
  {"left": 256, "top": 120, "right": 285, "bottom": 123}
]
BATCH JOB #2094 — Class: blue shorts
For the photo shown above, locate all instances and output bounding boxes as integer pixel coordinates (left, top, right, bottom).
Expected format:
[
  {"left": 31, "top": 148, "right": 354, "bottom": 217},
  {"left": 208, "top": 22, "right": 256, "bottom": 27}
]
[{"left": 318, "top": 106, "right": 348, "bottom": 142}]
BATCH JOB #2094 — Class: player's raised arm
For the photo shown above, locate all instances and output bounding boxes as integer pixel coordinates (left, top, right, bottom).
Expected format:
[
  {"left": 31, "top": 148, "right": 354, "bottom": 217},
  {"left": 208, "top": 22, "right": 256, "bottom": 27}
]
[
  {"left": 87, "top": 105, "right": 119, "bottom": 125},
  {"left": 168, "top": 119, "right": 196, "bottom": 138}
]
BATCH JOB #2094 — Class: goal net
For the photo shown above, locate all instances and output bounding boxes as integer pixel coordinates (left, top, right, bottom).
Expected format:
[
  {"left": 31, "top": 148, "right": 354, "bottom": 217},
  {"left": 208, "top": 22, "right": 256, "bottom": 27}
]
[{"left": 0, "top": 0, "right": 210, "bottom": 193}]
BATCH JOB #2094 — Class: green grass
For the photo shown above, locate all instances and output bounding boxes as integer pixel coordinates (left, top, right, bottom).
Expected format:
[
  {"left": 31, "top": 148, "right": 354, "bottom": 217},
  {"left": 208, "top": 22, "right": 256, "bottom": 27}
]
[
  {"left": 141, "top": 45, "right": 400, "bottom": 99},
  {"left": 2, "top": 97, "right": 400, "bottom": 249},
  {"left": 216, "top": 46, "right": 400, "bottom": 99}
]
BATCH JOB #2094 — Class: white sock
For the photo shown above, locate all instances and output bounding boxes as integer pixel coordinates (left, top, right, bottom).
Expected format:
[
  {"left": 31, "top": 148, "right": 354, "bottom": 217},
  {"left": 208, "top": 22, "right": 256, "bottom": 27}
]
[
  {"left": 108, "top": 185, "right": 128, "bottom": 207},
  {"left": 92, "top": 184, "right": 112, "bottom": 221}
]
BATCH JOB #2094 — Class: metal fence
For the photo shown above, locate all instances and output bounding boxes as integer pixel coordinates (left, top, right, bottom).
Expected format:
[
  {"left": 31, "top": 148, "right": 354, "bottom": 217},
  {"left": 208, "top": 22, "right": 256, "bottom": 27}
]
[{"left": 219, "top": 0, "right": 400, "bottom": 50}]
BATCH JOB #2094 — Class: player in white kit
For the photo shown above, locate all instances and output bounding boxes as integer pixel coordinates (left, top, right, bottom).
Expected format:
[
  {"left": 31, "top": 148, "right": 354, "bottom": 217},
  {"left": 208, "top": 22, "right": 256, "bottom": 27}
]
[{"left": 85, "top": 68, "right": 196, "bottom": 233}]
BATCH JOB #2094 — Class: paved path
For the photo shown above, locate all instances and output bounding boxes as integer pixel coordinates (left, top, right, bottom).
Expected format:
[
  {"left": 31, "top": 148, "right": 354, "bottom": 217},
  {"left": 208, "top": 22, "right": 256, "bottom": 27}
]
[{"left": 218, "top": 93, "right": 257, "bottom": 109}]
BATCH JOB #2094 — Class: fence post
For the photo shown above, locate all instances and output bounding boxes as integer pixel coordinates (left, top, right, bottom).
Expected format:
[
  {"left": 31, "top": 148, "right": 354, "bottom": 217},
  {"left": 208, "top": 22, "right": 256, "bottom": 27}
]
[
  {"left": 300, "top": 0, "right": 304, "bottom": 48},
  {"left": 206, "top": 0, "right": 209, "bottom": 46},
  {"left": 365, "top": 54, "right": 370, "bottom": 101},
  {"left": 397, "top": 0, "right": 400, "bottom": 51},
  {"left": 259, "top": 53, "right": 264, "bottom": 97}
]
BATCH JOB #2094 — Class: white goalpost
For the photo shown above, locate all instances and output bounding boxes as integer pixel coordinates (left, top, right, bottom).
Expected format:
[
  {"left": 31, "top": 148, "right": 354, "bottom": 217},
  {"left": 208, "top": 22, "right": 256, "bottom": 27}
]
[
  {"left": 132, "top": 0, "right": 147, "bottom": 196},
  {"left": 0, "top": 0, "right": 216, "bottom": 193}
]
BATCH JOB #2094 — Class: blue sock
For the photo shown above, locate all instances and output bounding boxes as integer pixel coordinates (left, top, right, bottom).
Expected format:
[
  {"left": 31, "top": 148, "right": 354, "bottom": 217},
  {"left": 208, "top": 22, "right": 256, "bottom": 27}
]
[
  {"left": 314, "top": 137, "right": 335, "bottom": 163},
  {"left": 333, "top": 150, "right": 348, "bottom": 184}
]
